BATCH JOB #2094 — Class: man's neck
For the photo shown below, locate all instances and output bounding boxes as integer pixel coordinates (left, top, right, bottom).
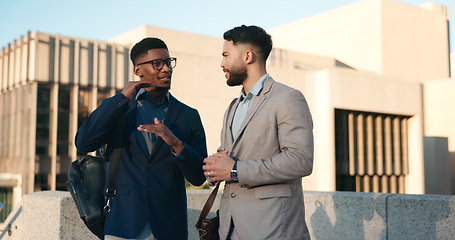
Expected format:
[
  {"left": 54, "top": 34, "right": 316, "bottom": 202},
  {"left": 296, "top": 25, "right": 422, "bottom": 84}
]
[
  {"left": 147, "top": 88, "right": 168, "bottom": 104},
  {"left": 242, "top": 70, "right": 267, "bottom": 94}
]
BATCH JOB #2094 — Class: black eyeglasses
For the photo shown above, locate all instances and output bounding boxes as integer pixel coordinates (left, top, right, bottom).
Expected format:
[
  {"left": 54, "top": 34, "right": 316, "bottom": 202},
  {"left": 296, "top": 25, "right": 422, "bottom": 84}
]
[{"left": 136, "top": 57, "right": 177, "bottom": 70}]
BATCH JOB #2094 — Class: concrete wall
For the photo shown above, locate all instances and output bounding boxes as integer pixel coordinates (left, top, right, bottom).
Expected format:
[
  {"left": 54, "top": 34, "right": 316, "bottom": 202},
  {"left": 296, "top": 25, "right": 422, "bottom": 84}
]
[{"left": 1, "top": 190, "right": 455, "bottom": 240}]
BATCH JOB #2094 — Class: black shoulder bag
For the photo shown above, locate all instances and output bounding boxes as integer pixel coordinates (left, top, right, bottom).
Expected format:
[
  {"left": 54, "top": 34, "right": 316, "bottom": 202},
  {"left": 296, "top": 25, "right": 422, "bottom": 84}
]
[{"left": 66, "top": 114, "right": 125, "bottom": 239}]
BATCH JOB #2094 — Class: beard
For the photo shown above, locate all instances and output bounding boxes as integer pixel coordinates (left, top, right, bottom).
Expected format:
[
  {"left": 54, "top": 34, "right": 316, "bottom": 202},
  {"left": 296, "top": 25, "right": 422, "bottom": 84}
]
[
  {"left": 144, "top": 84, "right": 170, "bottom": 93},
  {"left": 155, "top": 75, "right": 172, "bottom": 91},
  {"left": 226, "top": 63, "right": 247, "bottom": 87},
  {"left": 155, "top": 86, "right": 170, "bottom": 91}
]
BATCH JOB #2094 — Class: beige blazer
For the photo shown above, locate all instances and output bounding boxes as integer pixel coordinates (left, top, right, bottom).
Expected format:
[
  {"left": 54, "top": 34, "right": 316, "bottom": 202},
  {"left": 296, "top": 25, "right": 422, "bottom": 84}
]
[{"left": 218, "top": 76, "right": 314, "bottom": 240}]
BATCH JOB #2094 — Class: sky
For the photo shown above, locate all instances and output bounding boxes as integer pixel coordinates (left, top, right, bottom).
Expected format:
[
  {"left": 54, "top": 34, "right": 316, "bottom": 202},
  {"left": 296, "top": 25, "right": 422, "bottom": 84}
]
[{"left": 0, "top": 0, "right": 454, "bottom": 52}]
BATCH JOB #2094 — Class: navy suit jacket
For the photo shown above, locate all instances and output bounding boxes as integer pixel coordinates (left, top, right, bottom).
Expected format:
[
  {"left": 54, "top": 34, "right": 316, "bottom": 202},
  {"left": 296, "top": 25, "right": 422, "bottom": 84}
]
[{"left": 75, "top": 92, "right": 207, "bottom": 239}]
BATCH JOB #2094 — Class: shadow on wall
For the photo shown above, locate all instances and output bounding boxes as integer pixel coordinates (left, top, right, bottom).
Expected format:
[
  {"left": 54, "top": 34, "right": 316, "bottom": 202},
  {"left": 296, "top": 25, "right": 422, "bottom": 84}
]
[
  {"left": 308, "top": 192, "right": 386, "bottom": 240},
  {"left": 306, "top": 191, "right": 453, "bottom": 240},
  {"left": 423, "top": 136, "right": 452, "bottom": 195},
  {"left": 451, "top": 152, "right": 455, "bottom": 195}
]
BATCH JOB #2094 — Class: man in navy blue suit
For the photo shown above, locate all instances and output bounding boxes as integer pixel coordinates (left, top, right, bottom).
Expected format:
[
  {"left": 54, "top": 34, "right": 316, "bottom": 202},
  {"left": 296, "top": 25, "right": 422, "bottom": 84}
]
[{"left": 75, "top": 37, "right": 207, "bottom": 240}]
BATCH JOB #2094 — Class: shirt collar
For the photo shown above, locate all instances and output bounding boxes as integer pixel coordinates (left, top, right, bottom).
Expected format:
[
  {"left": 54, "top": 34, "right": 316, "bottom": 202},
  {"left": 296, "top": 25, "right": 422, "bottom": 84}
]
[
  {"left": 239, "top": 74, "right": 269, "bottom": 99},
  {"left": 135, "top": 88, "right": 170, "bottom": 103}
]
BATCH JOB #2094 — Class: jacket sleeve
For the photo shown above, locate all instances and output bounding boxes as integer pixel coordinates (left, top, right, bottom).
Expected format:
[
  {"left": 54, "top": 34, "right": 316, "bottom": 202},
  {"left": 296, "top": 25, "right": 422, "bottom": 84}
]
[
  {"left": 75, "top": 93, "right": 129, "bottom": 153},
  {"left": 172, "top": 110, "right": 207, "bottom": 186}
]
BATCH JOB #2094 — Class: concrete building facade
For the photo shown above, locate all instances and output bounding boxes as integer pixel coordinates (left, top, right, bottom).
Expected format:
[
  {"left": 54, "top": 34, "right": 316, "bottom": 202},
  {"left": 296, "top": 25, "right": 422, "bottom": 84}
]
[
  {"left": 0, "top": 0, "right": 453, "bottom": 222},
  {"left": 267, "top": 0, "right": 454, "bottom": 194}
]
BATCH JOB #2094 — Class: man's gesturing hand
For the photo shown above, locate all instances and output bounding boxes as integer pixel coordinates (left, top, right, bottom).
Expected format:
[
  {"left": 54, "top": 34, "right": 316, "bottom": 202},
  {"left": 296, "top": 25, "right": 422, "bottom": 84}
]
[{"left": 137, "top": 118, "right": 184, "bottom": 153}]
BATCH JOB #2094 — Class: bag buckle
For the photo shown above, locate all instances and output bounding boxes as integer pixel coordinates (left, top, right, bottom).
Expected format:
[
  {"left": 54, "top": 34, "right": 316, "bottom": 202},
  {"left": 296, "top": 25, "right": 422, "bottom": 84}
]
[
  {"left": 103, "top": 198, "right": 112, "bottom": 214},
  {"left": 105, "top": 188, "right": 117, "bottom": 198},
  {"left": 198, "top": 228, "right": 208, "bottom": 238},
  {"left": 104, "top": 188, "right": 117, "bottom": 214},
  {"left": 103, "top": 198, "right": 111, "bottom": 214}
]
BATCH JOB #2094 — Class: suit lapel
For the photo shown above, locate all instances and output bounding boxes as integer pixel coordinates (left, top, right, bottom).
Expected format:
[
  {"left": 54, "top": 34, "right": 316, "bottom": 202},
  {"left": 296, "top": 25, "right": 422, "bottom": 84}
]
[
  {"left": 232, "top": 77, "right": 274, "bottom": 147},
  {"left": 227, "top": 99, "right": 239, "bottom": 144}
]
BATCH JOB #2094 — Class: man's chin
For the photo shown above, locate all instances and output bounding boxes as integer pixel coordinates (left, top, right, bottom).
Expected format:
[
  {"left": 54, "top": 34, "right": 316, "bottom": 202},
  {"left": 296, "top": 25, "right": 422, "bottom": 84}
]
[
  {"left": 155, "top": 86, "right": 170, "bottom": 92},
  {"left": 226, "top": 79, "right": 243, "bottom": 87},
  {"left": 144, "top": 85, "right": 170, "bottom": 92}
]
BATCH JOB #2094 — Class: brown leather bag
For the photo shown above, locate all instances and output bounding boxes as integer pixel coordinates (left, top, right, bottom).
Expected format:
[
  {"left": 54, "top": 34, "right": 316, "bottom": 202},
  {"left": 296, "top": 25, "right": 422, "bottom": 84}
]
[{"left": 195, "top": 183, "right": 220, "bottom": 240}]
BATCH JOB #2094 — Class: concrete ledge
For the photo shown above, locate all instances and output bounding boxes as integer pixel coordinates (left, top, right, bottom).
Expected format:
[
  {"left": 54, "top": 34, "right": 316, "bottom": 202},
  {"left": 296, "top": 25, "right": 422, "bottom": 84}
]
[
  {"left": 387, "top": 193, "right": 455, "bottom": 239},
  {"left": 1, "top": 190, "right": 455, "bottom": 239},
  {"left": 22, "top": 191, "right": 98, "bottom": 240},
  {"left": 304, "top": 191, "right": 390, "bottom": 240}
]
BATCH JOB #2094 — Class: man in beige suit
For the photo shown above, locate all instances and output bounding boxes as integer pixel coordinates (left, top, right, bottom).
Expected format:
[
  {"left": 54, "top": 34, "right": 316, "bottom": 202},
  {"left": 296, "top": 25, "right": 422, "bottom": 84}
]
[{"left": 203, "top": 25, "right": 314, "bottom": 240}]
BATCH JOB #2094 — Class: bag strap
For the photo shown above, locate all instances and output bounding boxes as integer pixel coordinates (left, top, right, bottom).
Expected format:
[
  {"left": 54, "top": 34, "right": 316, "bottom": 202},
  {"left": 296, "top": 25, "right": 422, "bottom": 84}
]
[
  {"left": 196, "top": 182, "right": 220, "bottom": 228},
  {"left": 103, "top": 112, "right": 127, "bottom": 213},
  {"left": 195, "top": 100, "right": 234, "bottom": 227}
]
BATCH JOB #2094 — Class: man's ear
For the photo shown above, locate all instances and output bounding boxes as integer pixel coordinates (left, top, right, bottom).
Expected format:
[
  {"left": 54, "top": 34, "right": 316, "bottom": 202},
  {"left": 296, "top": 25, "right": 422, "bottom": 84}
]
[
  {"left": 133, "top": 66, "right": 143, "bottom": 78},
  {"left": 245, "top": 50, "right": 256, "bottom": 65}
]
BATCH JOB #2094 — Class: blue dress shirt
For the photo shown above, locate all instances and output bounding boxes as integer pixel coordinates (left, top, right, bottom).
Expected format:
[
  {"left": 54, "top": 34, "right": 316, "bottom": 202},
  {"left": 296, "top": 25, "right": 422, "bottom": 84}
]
[
  {"left": 231, "top": 74, "right": 269, "bottom": 140},
  {"left": 135, "top": 88, "right": 169, "bottom": 154}
]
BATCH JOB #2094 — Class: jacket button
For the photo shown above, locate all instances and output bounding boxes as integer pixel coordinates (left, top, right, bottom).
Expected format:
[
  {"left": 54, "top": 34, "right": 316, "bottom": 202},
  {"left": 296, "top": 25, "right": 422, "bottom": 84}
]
[{"left": 231, "top": 192, "right": 236, "bottom": 198}]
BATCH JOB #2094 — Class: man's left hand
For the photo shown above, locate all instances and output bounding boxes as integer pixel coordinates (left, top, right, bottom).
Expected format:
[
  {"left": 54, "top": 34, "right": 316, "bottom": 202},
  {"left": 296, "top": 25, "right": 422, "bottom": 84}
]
[
  {"left": 137, "top": 118, "right": 184, "bottom": 153},
  {"left": 203, "top": 151, "right": 235, "bottom": 182}
]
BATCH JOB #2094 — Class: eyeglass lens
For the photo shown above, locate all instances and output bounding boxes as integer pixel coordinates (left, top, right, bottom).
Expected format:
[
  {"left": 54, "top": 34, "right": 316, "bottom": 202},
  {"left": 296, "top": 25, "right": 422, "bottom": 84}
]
[{"left": 153, "top": 58, "right": 176, "bottom": 70}]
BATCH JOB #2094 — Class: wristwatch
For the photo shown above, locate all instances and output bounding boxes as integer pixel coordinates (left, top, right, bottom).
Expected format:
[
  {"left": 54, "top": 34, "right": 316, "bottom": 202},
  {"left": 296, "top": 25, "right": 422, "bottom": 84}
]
[{"left": 230, "top": 161, "right": 239, "bottom": 182}]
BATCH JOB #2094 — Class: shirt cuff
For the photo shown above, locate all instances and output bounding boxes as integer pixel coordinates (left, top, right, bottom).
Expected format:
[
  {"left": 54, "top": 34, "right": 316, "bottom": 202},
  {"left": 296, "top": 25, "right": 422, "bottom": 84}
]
[
  {"left": 232, "top": 161, "right": 238, "bottom": 171},
  {"left": 172, "top": 148, "right": 184, "bottom": 159}
]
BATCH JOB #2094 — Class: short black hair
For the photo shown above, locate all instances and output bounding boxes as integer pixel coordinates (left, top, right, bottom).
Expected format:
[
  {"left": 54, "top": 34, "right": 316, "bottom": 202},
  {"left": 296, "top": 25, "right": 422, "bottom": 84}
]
[
  {"left": 130, "top": 37, "right": 168, "bottom": 65},
  {"left": 223, "top": 25, "right": 273, "bottom": 62}
]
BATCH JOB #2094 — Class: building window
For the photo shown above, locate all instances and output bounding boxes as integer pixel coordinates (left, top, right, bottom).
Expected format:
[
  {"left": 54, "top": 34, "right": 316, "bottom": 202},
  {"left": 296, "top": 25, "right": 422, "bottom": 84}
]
[
  {"left": 78, "top": 87, "right": 91, "bottom": 129},
  {"left": 77, "top": 87, "right": 92, "bottom": 157},
  {"left": 97, "top": 88, "right": 113, "bottom": 107},
  {"left": 57, "top": 86, "right": 71, "bottom": 190},
  {"left": 335, "top": 109, "right": 410, "bottom": 193},
  {"left": 36, "top": 84, "right": 51, "bottom": 156},
  {"left": 57, "top": 86, "right": 70, "bottom": 156},
  {"left": 0, "top": 187, "right": 12, "bottom": 223}
]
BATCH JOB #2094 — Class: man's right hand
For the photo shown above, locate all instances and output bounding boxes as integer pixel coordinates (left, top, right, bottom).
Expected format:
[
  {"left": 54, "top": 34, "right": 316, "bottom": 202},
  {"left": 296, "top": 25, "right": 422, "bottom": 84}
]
[{"left": 121, "top": 80, "right": 155, "bottom": 101}]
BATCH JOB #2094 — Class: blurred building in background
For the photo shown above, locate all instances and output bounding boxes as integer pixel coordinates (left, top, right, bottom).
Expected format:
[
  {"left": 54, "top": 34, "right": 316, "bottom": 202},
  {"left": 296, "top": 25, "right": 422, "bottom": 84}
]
[
  {"left": 0, "top": 33, "right": 130, "bottom": 221},
  {"left": 0, "top": 0, "right": 453, "bottom": 222}
]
